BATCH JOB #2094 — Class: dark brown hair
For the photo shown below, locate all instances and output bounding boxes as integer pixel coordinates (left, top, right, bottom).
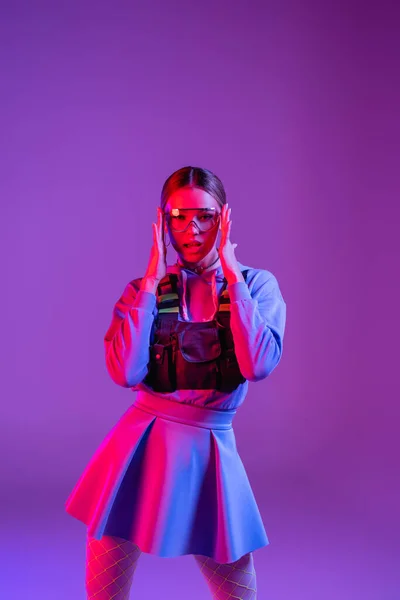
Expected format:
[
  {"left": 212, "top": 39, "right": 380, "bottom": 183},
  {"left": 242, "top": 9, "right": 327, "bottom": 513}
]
[{"left": 160, "top": 166, "right": 227, "bottom": 209}]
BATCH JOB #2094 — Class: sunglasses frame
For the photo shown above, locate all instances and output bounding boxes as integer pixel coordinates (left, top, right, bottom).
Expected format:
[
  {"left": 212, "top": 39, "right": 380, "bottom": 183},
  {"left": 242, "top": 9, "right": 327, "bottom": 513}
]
[{"left": 164, "top": 207, "right": 220, "bottom": 233}]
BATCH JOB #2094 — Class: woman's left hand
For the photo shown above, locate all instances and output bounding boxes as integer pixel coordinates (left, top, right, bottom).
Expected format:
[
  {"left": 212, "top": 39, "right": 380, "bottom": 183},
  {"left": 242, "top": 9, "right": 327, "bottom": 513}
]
[{"left": 218, "top": 203, "right": 245, "bottom": 285}]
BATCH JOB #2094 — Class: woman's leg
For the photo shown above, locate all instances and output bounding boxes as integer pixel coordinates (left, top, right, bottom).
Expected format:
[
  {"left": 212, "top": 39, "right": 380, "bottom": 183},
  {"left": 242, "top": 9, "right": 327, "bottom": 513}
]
[
  {"left": 85, "top": 534, "right": 142, "bottom": 599},
  {"left": 193, "top": 551, "right": 257, "bottom": 600}
]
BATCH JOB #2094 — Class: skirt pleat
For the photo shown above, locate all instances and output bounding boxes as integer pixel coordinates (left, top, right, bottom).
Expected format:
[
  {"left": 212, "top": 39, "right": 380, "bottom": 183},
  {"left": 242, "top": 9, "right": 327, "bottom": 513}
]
[{"left": 65, "top": 392, "right": 269, "bottom": 563}]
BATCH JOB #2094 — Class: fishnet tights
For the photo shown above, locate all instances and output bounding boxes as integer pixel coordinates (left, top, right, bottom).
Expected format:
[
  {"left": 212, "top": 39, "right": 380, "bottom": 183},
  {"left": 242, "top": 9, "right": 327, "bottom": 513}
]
[
  {"left": 85, "top": 534, "right": 257, "bottom": 599},
  {"left": 85, "top": 535, "right": 141, "bottom": 599},
  {"left": 193, "top": 552, "right": 257, "bottom": 599}
]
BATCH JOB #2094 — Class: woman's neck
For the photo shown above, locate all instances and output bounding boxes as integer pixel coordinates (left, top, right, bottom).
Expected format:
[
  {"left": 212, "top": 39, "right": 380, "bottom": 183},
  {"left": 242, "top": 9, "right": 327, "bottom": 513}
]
[{"left": 177, "top": 250, "right": 220, "bottom": 275}]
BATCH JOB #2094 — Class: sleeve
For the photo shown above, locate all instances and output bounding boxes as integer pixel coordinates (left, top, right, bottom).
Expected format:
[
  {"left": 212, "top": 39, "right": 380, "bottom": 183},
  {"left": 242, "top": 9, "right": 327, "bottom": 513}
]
[
  {"left": 228, "top": 270, "right": 287, "bottom": 382},
  {"left": 103, "top": 279, "right": 157, "bottom": 388}
]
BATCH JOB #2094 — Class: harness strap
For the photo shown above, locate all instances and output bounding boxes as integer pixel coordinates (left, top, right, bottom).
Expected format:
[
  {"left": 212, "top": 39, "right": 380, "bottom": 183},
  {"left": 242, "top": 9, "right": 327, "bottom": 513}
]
[
  {"left": 155, "top": 270, "right": 249, "bottom": 315},
  {"left": 157, "top": 274, "right": 179, "bottom": 313}
]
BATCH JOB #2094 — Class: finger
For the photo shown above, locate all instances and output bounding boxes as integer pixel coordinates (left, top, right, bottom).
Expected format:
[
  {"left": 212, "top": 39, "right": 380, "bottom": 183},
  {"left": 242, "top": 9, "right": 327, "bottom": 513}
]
[
  {"left": 221, "top": 227, "right": 229, "bottom": 246},
  {"left": 154, "top": 213, "right": 159, "bottom": 240},
  {"left": 155, "top": 215, "right": 163, "bottom": 248},
  {"left": 157, "top": 207, "right": 162, "bottom": 232},
  {"left": 221, "top": 204, "right": 228, "bottom": 225},
  {"left": 158, "top": 207, "right": 164, "bottom": 241},
  {"left": 219, "top": 207, "right": 224, "bottom": 230},
  {"left": 220, "top": 205, "right": 230, "bottom": 234},
  {"left": 220, "top": 217, "right": 227, "bottom": 237},
  {"left": 155, "top": 209, "right": 159, "bottom": 236}
]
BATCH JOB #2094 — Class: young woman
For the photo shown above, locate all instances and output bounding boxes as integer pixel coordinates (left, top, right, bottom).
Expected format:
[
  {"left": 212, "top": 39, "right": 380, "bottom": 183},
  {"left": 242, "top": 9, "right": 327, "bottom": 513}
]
[{"left": 65, "top": 166, "right": 287, "bottom": 599}]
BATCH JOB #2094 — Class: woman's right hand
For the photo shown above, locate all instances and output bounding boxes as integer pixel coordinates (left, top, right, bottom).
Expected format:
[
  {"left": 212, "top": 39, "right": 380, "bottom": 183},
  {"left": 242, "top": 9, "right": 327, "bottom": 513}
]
[{"left": 141, "top": 207, "right": 167, "bottom": 291}]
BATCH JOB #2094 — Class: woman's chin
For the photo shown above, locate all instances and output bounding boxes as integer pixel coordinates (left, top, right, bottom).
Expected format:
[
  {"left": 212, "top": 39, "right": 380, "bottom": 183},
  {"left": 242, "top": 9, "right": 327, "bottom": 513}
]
[{"left": 180, "top": 246, "right": 204, "bottom": 261}]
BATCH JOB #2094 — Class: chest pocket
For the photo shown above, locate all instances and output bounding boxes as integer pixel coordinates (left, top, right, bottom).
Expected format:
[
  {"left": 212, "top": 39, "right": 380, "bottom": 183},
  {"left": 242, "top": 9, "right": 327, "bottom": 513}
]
[{"left": 178, "top": 324, "right": 221, "bottom": 363}]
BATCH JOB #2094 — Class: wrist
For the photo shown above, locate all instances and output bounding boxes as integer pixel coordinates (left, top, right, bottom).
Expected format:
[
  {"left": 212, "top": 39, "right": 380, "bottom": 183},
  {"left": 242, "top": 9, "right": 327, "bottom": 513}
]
[{"left": 226, "top": 271, "right": 245, "bottom": 285}]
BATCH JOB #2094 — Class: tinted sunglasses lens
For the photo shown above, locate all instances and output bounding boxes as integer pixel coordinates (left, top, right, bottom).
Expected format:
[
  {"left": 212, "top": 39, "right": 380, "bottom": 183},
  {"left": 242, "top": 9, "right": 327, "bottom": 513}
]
[
  {"left": 197, "top": 213, "right": 219, "bottom": 231},
  {"left": 167, "top": 212, "right": 219, "bottom": 232}
]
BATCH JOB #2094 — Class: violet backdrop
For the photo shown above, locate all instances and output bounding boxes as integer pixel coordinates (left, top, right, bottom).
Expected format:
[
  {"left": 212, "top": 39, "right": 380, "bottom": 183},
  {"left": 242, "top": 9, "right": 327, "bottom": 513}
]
[{"left": 1, "top": 1, "right": 399, "bottom": 598}]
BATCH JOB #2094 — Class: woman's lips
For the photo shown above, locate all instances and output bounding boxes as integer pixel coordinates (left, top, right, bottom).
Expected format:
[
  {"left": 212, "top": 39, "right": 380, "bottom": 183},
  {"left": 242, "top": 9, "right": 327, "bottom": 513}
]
[
  {"left": 183, "top": 241, "right": 202, "bottom": 248},
  {"left": 183, "top": 243, "right": 202, "bottom": 253}
]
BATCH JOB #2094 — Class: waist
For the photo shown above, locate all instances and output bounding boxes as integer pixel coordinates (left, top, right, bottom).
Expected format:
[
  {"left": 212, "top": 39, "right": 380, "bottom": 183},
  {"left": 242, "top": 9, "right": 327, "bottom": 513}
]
[{"left": 133, "top": 391, "right": 237, "bottom": 430}]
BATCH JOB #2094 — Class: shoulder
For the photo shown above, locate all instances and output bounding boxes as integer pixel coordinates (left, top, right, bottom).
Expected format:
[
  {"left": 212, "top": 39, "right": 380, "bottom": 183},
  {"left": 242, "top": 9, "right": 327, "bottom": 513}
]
[
  {"left": 126, "top": 264, "right": 178, "bottom": 291},
  {"left": 118, "top": 277, "right": 143, "bottom": 299},
  {"left": 112, "top": 277, "right": 145, "bottom": 310},
  {"left": 238, "top": 262, "right": 284, "bottom": 298},
  {"left": 126, "top": 276, "right": 144, "bottom": 291}
]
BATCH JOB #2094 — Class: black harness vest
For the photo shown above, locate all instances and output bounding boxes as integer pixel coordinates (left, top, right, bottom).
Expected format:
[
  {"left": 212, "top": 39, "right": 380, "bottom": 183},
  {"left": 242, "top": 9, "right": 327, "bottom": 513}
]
[{"left": 143, "top": 270, "right": 249, "bottom": 393}]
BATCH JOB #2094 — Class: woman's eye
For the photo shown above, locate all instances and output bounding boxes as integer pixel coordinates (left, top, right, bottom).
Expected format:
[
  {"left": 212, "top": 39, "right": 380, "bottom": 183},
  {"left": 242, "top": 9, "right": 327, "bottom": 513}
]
[
  {"left": 199, "top": 214, "right": 213, "bottom": 221},
  {"left": 172, "top": 215, "right": 186, "bottom": 220}
]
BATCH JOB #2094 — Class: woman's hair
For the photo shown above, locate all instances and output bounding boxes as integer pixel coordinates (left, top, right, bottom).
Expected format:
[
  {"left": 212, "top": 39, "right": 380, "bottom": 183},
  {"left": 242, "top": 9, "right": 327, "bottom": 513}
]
[{"left": 160, "top": 166, "right": 227, "bottom": 209}]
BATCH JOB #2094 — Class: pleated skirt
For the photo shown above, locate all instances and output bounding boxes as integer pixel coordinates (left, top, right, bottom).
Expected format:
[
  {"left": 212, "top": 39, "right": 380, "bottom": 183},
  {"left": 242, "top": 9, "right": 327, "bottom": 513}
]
[{"left": 65, "top": 391, "right": 269, "bottom": 563}]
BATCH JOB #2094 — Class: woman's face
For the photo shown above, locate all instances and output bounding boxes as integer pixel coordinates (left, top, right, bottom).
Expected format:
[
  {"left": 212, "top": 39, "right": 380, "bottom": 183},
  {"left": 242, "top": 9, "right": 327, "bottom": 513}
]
[{"left": 163, "top": 187, "right": 221, "bottom": 263}]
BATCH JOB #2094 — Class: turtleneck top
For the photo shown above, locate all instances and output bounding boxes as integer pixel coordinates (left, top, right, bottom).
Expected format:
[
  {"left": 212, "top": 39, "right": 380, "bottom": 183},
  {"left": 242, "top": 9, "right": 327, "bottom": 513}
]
[{"left": 104, "top": 259, "right": 287, "bottom": 411}]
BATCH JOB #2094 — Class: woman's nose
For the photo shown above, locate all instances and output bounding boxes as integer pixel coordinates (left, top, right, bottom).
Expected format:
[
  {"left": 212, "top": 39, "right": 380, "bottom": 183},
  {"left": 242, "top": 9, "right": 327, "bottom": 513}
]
[{"left": 187, "top": 220, "right": 200, "bottom": 232}]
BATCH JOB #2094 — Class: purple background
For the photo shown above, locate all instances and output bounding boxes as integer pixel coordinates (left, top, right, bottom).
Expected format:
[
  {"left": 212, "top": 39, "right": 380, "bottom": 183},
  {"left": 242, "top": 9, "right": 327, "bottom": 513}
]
[{"left": 1, "top": 1, "right": 399, "bottom": 598}]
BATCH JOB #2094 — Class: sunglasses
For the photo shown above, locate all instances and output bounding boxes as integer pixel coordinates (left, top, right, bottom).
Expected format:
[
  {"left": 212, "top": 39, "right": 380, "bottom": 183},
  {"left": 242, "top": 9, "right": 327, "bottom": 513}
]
[{"left": 164, "top": 207, "right": 220, "bottom": 233}]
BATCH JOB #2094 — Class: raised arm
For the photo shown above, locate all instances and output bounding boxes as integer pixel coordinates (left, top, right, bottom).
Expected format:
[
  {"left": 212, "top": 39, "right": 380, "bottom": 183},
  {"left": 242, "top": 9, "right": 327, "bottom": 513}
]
[
  {"left": 228, "top": 270, "right": 287, "bottom": 382},
  {"left": 104, "top": 279, "right": 157, "bottom": 388},
  {"left": 105, "top": 206, "right": 167, "bottom": 387}
]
